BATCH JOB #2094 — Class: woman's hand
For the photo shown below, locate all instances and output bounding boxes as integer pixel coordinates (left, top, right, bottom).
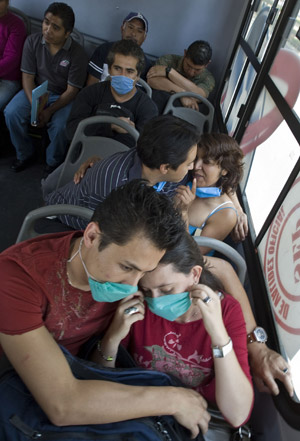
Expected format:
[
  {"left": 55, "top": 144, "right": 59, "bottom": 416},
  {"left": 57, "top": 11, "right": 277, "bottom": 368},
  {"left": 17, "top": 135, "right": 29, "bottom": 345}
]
[
  {"left": 73, "top": 156, "right": 101, "bottom": 184},
  {"left": 189, "top": 285, "right": 228, "bottom": 345},
  {"left": 174, "top": 178, "right": 196, "bottom": 214},
  {"left": 191, "top": 286, "right": 253, "bottom": 426}
]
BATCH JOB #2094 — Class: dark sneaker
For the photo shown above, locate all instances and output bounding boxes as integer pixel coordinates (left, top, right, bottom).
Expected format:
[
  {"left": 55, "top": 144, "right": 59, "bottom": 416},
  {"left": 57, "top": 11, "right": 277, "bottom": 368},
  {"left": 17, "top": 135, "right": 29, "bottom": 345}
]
[{"left": 11, "top": 156, "right": 36, "bottom": 172}]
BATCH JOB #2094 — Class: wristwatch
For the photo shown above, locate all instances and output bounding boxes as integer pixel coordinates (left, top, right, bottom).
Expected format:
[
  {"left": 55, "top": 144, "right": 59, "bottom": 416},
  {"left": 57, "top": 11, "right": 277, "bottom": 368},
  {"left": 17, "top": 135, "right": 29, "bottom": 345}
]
[
  {"left": 165, "top": 67, "right": 172, "bottom": 78},
  {"left": 212, "top": 338, "right": 233, "bottom": 358},
  {"left": 247, "top": 326, "right": 268, "bottom": 344}
]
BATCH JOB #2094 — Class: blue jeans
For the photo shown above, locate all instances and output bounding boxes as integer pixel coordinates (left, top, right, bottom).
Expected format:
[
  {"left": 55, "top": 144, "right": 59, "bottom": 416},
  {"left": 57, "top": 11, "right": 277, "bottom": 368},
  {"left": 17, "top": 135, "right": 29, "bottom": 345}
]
[
  {"left": 4, "top": 90, "right": 72, "bottom": 166},
  {"left": 0, "top": 79, "right": 21, "bottom": 111}
]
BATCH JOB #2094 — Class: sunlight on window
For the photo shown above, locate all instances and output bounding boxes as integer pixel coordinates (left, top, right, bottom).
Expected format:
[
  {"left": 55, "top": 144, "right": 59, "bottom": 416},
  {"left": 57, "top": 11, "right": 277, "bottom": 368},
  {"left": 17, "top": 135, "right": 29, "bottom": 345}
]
[
  {"left": 291, "top": 349, "right": 300, "bottom": 401},
  {"left": 242, "top": 47, "right": 300, "bottom": 233},
  {"left": 258, "top": 171, "right": 300, "bottom": 403},
  {"left": 245, "top": 112, "right": 299, "bottom": 234}
]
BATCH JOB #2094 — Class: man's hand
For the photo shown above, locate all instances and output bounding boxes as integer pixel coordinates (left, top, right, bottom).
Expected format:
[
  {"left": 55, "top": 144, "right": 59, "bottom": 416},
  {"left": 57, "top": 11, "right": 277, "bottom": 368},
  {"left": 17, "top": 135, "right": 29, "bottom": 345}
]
[
  {"left": 180, "top": 96, "right": 199, "bottom": 110},
  {"left": 111, "top": 117, "right": 135, "bottom": 134},
  {"left": 36, "top": 107, "right": 52, "bottom": 127},
  {"left": 104, "top": 293, "right": 145, "bottom": 343},
  {"left": 73, "top": 156, "right": 101, "bottom": 184},
  {"left": 172, "top": 388, "right": 210, "bottom": 438},
  {"left": 248, "top": 343, "right": 294, "bottom": 397},
  {"left": 146, "top": 65, "right": 167, "bottom": 79},
  {"left": 231, "top": 212, "right": 248, "bottom": 242},
  {"left": 95, "top": 293, "right": 145, "bottom": 367}
]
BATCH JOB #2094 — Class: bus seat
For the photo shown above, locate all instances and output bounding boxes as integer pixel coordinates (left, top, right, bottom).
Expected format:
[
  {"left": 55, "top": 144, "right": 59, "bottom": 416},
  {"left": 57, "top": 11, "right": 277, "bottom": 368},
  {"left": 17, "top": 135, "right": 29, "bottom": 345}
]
[
  {"left": 193, "top": 236, "right": 247, "bottom": 285},
  {"left": 16, "top": 205, "right": 93, "bottom": 243},
  {"left": 163, "top": 91, "right": 214, "bottom": 133},
  {"left": 9, "top": 6, "right": 31, "bottom": 34},
  {"left": 55, "top": 115, "right": 138, "bottom": 190},
  {"left": 137, "top": 78, "right": 152, "bottom": 98},
  {"left": 71, "top": 28, "right": 84, "bottom": 47}
]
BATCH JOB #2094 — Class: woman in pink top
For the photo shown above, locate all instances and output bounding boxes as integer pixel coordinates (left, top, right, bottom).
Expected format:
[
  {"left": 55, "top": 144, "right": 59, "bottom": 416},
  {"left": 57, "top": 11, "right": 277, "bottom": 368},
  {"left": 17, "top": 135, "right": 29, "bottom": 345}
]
[
  {"left": 97, "top": 232, "right": 254, "bottom": 440},
  {"left": 0, "top": 0, "right": 26, "bottom": 110}
]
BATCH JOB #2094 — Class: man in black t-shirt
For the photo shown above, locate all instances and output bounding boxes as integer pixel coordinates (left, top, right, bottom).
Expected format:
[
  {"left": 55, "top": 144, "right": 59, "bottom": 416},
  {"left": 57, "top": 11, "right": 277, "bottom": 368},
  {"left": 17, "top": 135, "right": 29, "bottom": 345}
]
[{"left": 66, "top": 39, "right": 157, "bottom": 148}]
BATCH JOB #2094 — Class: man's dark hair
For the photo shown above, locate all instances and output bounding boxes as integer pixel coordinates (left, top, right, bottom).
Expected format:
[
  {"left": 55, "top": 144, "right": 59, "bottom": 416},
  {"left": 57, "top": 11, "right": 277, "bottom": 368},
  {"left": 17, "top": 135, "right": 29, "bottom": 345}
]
[
  {"left": 160, "top": 231, "right": 223, "bottom": 292},
  {"left": 186, "top": 40, "right": 212, "bottom": 66},
  {"left": 137, "top": 114, "right": 200, "bottom": 170},
  {"left": 44, "top": 2, "right": 75, "bottom": 33},
  {"left": 91, "top": 179, "right": 186, "bottom": 252},
  {"left": 107, "top": 40, "right": 145, "bottom": 76}
]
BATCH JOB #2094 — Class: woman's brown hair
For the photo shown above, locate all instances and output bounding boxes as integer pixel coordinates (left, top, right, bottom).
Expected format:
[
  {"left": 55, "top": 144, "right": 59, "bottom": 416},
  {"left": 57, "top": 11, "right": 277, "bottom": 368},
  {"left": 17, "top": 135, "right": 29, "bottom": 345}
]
[{"left": 198, "top": 133, "right": 244, "bottom": 193}]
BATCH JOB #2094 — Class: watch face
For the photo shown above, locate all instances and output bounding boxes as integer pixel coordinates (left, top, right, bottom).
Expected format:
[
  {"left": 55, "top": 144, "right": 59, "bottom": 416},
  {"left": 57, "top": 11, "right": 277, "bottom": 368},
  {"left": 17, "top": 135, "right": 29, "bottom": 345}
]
[{"left": 254, "top": 327, "right": 267, "bottom": 342}]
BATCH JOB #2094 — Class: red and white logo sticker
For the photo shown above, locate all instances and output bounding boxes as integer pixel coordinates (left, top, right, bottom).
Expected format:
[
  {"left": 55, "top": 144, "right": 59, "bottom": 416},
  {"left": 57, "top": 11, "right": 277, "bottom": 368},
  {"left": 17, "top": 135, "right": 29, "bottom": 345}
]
[{"left": 264, "top": 176, "right": 300, "bottom": 335}]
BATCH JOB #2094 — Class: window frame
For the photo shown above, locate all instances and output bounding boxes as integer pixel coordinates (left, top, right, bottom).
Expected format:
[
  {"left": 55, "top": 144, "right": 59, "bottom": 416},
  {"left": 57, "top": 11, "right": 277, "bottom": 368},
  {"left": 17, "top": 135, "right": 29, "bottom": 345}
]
[{"left": 215, "top": 0, "right": 300, "bottom": 429}]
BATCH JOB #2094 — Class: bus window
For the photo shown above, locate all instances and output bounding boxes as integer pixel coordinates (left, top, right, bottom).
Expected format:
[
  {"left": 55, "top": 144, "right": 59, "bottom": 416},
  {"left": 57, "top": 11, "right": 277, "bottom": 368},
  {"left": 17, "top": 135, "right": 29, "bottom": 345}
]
[
  {"left": 251, "top": 0, "right": 286, "bottom": 42},
  {"left": 258, "top": 172, "right": 300, "bottom": 402},
  {"left": 221, "top": 47, "right": 258, "bottom": 134},
  {"left": 243, "top": 114, "right": 299, "bottom": 234},
  {"left": 220, "top": 2, "right": 273, "bottom": 133},
  {"left": 236, "top": 0, "right": 300, "bottom": 407},
  {"left": 240, "top": 25, "right": 300, "bottom": 233},
  {"left": 220, "top": 0, "right": 298, "bottom": 135}
]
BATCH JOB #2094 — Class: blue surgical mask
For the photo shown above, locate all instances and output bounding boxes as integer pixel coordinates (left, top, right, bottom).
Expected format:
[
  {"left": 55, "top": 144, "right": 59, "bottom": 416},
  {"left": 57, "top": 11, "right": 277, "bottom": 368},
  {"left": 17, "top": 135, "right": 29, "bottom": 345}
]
[
  {"left": 145, "top": 292, "right": 191, "bottom": 321},
  {"left": 88, "top": 279, "right": 137, "bottom": 302},
  {"left": 68, "top": 238, "right": 137, "bottom": 302},
  {"left": 153, "top": 181, "right": 167, "bottom": 192},
  {"left": 188, "top": 181, "right": 221, "bottom": 198},
  {"left": 111, "top": 75, "right": 135, "bottom": 95}
]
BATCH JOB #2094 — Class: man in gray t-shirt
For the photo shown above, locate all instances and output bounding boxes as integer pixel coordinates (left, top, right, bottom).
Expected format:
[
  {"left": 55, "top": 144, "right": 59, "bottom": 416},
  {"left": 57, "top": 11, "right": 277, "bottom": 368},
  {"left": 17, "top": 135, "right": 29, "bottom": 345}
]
[{"left": 4, "top": 2, "right": 88, "bottom": 174}]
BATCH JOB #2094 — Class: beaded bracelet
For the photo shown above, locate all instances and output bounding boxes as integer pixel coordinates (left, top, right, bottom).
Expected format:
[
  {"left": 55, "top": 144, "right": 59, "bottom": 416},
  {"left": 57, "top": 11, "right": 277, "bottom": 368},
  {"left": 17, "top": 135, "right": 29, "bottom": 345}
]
[{"left": 97, "top": 340, "right": 114, "bottom": 362}]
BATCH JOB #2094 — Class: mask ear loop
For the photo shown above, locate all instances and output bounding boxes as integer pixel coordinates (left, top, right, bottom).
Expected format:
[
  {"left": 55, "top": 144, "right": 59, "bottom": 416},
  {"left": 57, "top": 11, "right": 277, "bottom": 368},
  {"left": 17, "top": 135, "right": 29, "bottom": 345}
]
[
  {"left": 68, "top": 237, "right": 83, "bottom": 263},
  {"left": 68, "top": 237, "right": 93, "bottom": 281},
  {"left": 66, "top": 237, "right": 85, "bottom": 288}
]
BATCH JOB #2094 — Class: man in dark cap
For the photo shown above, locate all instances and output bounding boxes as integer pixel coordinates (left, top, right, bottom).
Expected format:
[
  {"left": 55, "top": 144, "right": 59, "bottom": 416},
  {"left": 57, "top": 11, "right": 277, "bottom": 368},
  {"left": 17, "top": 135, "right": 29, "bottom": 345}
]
[{"left": 87, "top": 11, "right": 152, "bottom": 84}]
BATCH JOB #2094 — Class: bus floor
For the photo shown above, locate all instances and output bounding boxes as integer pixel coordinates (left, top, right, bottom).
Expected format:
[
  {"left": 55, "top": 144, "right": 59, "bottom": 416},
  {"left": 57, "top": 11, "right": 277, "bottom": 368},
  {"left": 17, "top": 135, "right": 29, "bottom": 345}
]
[{"left": 0, "top": 115, "right": 44, "bottom": 252}]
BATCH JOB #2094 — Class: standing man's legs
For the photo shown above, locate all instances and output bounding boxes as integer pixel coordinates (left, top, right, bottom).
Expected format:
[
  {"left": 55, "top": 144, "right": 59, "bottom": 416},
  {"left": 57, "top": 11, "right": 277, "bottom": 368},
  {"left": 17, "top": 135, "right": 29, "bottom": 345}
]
[{"left": 4, "top": 90, "right": 36, "bottom": 171}]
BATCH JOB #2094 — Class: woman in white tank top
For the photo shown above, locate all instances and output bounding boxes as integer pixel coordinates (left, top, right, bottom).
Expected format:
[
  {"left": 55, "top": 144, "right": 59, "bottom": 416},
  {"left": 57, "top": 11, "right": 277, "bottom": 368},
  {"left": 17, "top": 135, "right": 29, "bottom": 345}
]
[{"left": 176, "top": 133, "right": 244, "bottom": 255}]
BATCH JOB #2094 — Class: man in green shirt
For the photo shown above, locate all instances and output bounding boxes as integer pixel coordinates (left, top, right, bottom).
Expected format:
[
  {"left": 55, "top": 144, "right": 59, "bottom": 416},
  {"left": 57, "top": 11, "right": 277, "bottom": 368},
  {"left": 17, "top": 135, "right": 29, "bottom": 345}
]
[{"left": 147, "top": 40, "right": 215, "bottom": 112}]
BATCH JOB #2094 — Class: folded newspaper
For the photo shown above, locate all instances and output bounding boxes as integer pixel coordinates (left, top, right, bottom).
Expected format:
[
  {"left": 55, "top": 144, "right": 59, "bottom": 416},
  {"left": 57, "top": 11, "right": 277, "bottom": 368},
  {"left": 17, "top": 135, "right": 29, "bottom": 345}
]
[{"left": 31, "top": 80, "right": 49, "bottom": 126}]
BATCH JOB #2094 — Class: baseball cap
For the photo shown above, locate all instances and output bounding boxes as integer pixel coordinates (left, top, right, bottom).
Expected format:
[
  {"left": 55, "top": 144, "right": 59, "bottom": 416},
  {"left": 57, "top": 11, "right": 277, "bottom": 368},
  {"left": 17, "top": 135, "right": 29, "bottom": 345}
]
[{"left": 123, "top": 12, "right": 148, "bottom": 33}]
